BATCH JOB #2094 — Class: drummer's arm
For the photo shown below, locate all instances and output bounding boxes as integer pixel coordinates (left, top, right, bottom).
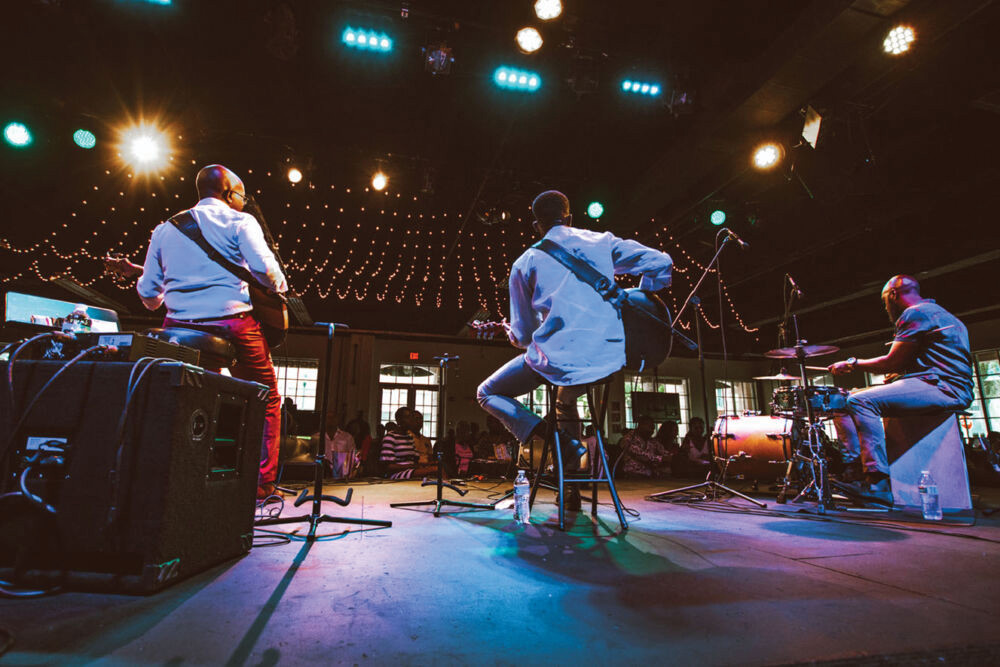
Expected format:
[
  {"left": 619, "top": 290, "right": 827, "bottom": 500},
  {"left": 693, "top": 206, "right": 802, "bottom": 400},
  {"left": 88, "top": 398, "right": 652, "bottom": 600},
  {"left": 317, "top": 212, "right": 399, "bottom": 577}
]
[{"left": 829, "top": 341, "right": 918, "bottom": 376}]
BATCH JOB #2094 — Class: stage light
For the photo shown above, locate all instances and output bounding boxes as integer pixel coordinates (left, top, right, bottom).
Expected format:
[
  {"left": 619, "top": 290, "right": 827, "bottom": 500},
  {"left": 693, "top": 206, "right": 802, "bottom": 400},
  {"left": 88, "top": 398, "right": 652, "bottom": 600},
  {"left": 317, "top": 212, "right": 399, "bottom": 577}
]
[
  {"left": 534, "top": 0, "right": 562, "bottom": 20},
  {"left": 287, "top": 167, "right": 303, "bottom": 184},
  {"left": 710, "top": 209, "right": 726, "bottom": 226},
  {"left": 493, "top": 67, "right": 541, "bottom": 92},
  {"left": 516, "top": 27, "right": 543, "bottom": 54},
  {"left": 343, "top": 27, "right": 393, "bottom": 52},
  {"left": 587, "top": 201, "right": 604, "bottom": 219},
  {"left": 73, "top": 129, "right": 96, "bottom": 149},
  {"left": 371, "top": 171, "right": 387, "bottom": 191},
  {"left": 752, "top": 143, "right": 783, "bottom": 170},
  {"left": 883, "top": 25, "right": 915, "bottom": 55},
  {"left": 621, "top": 78, "right": 661, "bottom": 96},
  {"left": 3, "top": 122, "right": 32, "bottom": 148},
  {"left": 120, "top": 124, "right": 168, "bottom": 171}
]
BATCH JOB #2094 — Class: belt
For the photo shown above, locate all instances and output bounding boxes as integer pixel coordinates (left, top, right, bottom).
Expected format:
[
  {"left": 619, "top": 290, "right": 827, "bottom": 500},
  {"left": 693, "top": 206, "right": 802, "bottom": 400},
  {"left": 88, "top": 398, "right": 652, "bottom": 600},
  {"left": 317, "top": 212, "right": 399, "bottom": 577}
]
[{"left": 173, "top": 311, "right": 251, "bottom": 323}]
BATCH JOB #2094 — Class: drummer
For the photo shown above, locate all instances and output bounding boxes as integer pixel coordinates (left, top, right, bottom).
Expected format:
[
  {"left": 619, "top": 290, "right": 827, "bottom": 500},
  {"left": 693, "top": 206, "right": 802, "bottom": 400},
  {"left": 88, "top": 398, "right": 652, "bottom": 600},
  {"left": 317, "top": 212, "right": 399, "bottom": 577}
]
[{"left": 827, "top": 275, "right": 974, "bottom": 504}]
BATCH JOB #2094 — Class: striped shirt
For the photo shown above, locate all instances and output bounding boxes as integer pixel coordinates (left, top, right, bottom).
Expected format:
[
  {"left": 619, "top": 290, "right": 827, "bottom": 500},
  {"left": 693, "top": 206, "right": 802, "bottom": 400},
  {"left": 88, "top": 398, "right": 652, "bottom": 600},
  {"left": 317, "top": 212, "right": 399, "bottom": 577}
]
[{"left": 379, "top": 430, "right": 418, "bottom": 466}]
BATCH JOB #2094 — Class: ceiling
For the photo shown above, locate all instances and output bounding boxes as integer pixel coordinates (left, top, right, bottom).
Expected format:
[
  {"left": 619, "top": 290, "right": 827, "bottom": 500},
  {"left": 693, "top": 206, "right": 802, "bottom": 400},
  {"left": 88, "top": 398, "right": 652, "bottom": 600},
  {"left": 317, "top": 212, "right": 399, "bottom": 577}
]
[{"left": 1, "top": 0, "right": 998, "bottom": 357}]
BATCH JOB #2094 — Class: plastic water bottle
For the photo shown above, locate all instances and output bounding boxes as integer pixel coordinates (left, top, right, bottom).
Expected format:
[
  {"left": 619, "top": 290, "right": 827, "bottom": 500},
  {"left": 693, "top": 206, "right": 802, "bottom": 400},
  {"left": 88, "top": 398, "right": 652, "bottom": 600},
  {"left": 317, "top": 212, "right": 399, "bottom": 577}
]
[
  {"left": 918, "top": 470, "right": 942, "bottom": 521},
  {"left": 513, "top": 470, "right": 530, "bottom": 524}
]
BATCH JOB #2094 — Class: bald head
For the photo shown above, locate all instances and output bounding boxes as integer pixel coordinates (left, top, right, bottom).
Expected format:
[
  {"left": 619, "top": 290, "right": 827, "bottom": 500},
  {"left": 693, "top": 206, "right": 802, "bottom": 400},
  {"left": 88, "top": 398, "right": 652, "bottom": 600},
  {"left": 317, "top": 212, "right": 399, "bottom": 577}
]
[
  {"left": 881, "top": 274, "right": 923, "bottom": 322},
  {"left": 531, "top": 190, "right": 571, "bottom": 234},
  {"left": 196, "top": 164, "right": 246, "bottom": 211}
]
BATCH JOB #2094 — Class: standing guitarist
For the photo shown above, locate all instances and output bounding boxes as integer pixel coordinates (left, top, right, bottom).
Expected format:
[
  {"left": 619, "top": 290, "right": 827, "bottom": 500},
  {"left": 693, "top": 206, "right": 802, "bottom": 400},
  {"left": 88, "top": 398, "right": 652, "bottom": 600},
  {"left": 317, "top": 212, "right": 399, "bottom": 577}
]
[
  {"left": 476, "top": 190, "right": 674, "bottom": 475},
  {"left": 105, "top": 164, "right": 288, "bottom": 500}
]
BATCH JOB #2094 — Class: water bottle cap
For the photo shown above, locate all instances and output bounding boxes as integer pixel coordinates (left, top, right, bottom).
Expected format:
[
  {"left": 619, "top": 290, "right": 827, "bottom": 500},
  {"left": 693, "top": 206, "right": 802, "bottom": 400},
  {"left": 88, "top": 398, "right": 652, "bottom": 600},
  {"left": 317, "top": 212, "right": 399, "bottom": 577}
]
[{"left": 921, "top": 470, "right": 930, "bottom": 475}]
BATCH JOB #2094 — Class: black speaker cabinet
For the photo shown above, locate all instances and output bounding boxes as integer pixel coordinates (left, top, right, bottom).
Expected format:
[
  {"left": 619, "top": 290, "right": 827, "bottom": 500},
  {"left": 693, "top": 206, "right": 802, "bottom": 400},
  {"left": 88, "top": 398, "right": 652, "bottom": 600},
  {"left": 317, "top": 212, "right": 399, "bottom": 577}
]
[{"left": 0, "top": 360, "right": 267, "bottom": 594}]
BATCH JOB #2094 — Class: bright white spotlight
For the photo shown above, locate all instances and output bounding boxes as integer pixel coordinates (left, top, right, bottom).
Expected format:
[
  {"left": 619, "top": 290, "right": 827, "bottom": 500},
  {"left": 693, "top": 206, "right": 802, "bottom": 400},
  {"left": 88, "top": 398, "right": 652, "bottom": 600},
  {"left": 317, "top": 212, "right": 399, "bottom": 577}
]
[
  {"left": 883, "top": 24, "right": 915, "bottom": 55},
  {"left": 534, "top": 0, "right": 562, "bottom": 21},
  {"left": 752, "top": 143, "right": 783, "bottom": 170},
  {"left": 287, "top": 167, "right": 303, "bottom": 183},
  {"left": 371, "top": 171, "right": 387, "bottom": 191},
  {"left": 3, "top": 122, "right": 32, "bottom": 147},
  {"left": 516, "top": 27, "right": 543, "bottom": 54},
  {"left": 121, "top": 125, "right": 168, "bottom": 171}
]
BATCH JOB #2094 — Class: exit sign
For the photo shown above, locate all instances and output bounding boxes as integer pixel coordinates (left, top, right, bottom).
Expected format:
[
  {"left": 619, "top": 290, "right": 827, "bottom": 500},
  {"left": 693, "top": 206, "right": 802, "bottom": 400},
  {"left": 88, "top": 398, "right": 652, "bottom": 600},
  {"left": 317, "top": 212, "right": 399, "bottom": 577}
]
[{"left": 409, "top": 352, "right": 419, "bottom": 360}]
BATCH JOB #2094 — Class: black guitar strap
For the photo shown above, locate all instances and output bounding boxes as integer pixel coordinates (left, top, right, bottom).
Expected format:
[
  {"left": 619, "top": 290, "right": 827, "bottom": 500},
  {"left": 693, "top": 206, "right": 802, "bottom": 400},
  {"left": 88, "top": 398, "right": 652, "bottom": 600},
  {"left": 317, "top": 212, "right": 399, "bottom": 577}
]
[
  {"left": 532, "top": 239, "right": 629, "bottom": 309},
  {"left": 168, "top": 210, "right": 265, "bottom": 289}
]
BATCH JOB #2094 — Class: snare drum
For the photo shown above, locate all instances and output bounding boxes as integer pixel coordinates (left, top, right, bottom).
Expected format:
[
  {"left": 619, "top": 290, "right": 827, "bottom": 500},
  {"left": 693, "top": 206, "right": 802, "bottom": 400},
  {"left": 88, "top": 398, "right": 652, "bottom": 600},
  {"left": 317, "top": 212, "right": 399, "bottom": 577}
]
[
  {"left": 713, "top": 414, "right": 801, "bottom": 481},
  {"left": 771, "top": 385, "right": 849, "bottom": 418}
]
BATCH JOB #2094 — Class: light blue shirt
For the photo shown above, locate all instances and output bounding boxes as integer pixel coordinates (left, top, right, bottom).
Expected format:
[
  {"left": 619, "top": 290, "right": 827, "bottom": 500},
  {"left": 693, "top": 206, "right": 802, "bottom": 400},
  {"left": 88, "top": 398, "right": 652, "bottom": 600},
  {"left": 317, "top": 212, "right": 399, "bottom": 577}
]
[
  {"left": 136, "top": 197, "right": 288, "bottom": 320},
  {"left": 508, "top": 225, "right": 673, "bottom": 386}
]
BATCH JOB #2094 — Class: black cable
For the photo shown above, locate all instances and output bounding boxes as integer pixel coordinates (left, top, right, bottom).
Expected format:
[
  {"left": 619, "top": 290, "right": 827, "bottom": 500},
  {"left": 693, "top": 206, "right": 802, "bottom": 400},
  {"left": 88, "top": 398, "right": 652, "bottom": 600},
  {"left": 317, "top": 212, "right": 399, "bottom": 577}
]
[
  {"left": 6, "top": 332, "right": 70, "bottom": 413},
  {"left": 1, "top": 345, "right": 107, "bottom": 468}
]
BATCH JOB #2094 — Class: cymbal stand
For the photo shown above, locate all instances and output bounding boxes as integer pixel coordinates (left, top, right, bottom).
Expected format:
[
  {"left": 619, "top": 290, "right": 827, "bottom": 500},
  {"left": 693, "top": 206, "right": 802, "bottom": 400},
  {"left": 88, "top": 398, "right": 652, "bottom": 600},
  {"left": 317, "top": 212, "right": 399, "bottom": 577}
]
[
  {"left": 787, "top": 330, "right": 833, "bottom": 514},
  {"left": 257, "top": 322, "right": 392, "bottom": 538}
]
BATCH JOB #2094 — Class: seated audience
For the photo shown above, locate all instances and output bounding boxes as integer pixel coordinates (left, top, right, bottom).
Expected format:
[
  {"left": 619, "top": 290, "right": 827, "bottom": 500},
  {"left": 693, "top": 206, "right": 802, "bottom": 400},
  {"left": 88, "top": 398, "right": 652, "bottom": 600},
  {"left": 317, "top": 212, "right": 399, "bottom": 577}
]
[{"left": 619, "top": 415, "right": 671, "bottom": 477}]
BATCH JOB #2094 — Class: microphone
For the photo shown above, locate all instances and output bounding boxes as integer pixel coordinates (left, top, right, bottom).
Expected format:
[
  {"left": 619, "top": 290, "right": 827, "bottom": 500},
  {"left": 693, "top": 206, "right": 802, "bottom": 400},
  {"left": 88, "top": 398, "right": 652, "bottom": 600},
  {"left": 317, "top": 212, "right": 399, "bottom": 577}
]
[
  {"left": 725, "top": 229, "right": 749, "bottom": 249},
  {"left": 785, "top": 273, "right": 803, "bottom": 297}
]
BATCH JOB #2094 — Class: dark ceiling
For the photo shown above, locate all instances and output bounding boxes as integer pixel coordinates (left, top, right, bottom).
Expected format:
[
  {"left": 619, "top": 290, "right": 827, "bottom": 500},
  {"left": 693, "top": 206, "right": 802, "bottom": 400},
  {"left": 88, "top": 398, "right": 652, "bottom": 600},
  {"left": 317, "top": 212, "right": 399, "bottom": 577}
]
[{"left": 1, "top": 0, "right": 998, "bottom": 358}]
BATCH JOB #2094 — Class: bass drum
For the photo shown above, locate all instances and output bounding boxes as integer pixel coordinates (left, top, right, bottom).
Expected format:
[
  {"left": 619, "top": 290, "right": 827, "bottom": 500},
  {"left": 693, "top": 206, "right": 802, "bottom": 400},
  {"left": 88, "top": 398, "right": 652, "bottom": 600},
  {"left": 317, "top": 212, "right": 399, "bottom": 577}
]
[
  {"left": 623, "top": 288, "right": 672, "bottom": 372},
  {"left": 713, "top": 414, "right": 801, "bottom": 481}
]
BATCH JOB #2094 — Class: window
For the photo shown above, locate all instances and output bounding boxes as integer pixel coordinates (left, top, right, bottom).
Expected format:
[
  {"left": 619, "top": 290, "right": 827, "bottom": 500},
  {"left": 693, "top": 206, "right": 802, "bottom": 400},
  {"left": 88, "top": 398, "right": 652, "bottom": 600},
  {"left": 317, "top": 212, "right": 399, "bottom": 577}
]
[
  {"left": 378, "top": 363, "right": 441, "bottom": 439},
  {"left": 275, "top": 358, "right": 319, "bottom": 411},
  {"left": 514, "top": 389, "right": 593, "bottom": 426},
  {"left": 715, "top": 379, "right": 756, "bottom": 416},
  {"left": 968, "top": 350, "right": 1000, "bottom": 438},
  {"left": 624, "top": 374, "right": 690, "bottom": 429},
  {"left": 866, "top": 372, "right": 887, "bottom": 386}
]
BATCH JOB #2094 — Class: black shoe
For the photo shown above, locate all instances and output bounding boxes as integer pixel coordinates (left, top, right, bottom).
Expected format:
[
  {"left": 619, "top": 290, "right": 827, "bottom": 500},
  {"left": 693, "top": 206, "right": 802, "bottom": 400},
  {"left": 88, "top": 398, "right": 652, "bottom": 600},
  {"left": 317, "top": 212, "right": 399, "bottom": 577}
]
[
  {"left": 556, "top": 488, "right": 582, "bottom": 511},
  {"left": 556, "top": 430, "right": 586, "bottom": 472},
  {"left": 838, "top": 459, "right": 863, "bottom": 483},
  {"left": 840, "top": 478, "right": 893, "bottom": 506}
]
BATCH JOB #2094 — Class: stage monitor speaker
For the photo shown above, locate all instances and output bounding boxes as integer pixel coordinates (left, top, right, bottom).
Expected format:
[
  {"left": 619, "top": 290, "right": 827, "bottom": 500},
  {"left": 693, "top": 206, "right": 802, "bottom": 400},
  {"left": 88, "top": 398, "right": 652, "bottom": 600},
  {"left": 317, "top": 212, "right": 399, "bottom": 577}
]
[{"left": 0, "top": 360, "right": 267, "bottom": 594}]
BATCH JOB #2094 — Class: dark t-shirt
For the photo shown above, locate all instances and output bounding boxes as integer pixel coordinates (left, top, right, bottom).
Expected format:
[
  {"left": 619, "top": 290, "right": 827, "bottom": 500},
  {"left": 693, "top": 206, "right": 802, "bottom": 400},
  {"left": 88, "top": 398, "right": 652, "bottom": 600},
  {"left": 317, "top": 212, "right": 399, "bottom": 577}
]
[{"left": 893, "top": 300, "right": 973, "bottom": 404}]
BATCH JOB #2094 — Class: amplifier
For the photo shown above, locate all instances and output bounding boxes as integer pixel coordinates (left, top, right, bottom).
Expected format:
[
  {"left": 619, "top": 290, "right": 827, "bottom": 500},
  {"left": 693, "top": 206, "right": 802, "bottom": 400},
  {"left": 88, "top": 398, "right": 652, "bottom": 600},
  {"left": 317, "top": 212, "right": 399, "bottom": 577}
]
[
  {"left": 30, "top": 331, "right": 200, "bottom": 365},
  {"left": 0, "top": 360, "right": 267, "bottom": 594}
]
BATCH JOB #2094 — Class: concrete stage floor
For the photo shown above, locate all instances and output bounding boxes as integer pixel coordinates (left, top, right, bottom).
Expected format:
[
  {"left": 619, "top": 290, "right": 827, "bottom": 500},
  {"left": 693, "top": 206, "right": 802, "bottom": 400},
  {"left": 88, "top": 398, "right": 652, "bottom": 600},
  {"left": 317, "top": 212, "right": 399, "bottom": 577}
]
[{"left": 1, "top": 478, "right": 999, "bottom": 666}]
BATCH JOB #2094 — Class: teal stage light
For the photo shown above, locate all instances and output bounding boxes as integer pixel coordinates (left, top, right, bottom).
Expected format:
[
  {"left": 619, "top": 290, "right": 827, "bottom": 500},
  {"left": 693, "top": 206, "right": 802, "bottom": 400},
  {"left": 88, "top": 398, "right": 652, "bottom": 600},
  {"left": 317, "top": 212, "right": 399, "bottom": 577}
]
[
  {"left": 710, "top": 209, "right": 727, "bottom": 226},
  {"left": 73, "top": 129, "right": 97, "bottom": 149},
  {"left": 3, "top": 122, "right": 32, "bottom": 148},
  {"left": 343, "top": 27, "right": 393, "bottom": 52},
  {"left": 493, "top": 67, "right": 541, "bottom": 92},
  {"left": 587, "top": 201, "right": 604, "bottom": 218},
  {"left": 622, "top": 79, "right": 661, "bottom": 96}
]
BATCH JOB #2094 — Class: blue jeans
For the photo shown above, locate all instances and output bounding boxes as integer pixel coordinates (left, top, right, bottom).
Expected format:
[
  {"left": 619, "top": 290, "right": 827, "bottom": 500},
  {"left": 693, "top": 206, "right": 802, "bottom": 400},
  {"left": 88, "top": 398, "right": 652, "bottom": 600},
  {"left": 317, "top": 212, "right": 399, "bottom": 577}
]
[
  {"left": 477, "top": 355, "right": 586, "bottom": 444},
  {"left": 833, "top": 377, "right": 967, "bottom": 476}
]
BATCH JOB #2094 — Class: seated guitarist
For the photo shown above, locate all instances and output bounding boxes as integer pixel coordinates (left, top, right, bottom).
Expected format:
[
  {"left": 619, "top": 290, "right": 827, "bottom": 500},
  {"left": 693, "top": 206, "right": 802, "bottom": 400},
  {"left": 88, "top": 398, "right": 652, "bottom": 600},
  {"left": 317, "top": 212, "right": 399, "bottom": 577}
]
[
  {"left": 476, "top": 190, "right": 673, "bottom": 479},
  {"left": 104, "top": 164, "right": 288, "bottom": 501}
]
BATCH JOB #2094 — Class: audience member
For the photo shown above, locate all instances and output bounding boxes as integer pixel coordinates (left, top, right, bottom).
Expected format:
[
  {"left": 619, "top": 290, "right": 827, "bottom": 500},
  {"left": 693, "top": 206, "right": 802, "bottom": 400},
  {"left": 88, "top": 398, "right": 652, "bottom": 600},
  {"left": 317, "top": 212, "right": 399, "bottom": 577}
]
[
  {"left": 619, "top": 415, "right": 671, "bottom": 477},
  {"left": 312, "top": 412, "right": 356, "bottom": 480},
  {"left": 676, "top": 416, "right": 712, "bottom": 477}
]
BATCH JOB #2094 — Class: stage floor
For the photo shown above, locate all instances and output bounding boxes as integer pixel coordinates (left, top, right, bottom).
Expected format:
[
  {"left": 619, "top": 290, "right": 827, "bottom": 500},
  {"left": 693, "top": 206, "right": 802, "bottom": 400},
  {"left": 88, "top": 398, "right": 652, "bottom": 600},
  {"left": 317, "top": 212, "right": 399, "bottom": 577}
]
[{"left": 2, "top": 478, "right": 999, "bottom": 666}]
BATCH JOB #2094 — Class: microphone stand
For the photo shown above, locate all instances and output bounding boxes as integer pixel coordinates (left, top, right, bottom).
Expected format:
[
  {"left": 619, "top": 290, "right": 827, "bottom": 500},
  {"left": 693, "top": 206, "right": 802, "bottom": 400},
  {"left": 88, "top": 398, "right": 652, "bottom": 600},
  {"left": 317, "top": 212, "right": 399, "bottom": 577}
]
[
  {"left": 649, "top": 230, "right": 766, "bottom": 508},
  {"left": 256, "top": 322, "right": 392, "bottom": 538},
  {"left": 390, "top": 354, "right": 494, "bottom": 516}
]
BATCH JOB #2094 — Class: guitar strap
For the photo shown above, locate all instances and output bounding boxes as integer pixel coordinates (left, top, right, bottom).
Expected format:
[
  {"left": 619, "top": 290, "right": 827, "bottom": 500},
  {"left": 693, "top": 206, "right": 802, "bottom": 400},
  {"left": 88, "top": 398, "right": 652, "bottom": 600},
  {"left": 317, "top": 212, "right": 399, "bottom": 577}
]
[
  {"left": 168, "top": 210, "right": 268, "bottom": 290},
  {"left": 533, "top": 239, "right": 630, "bottom": 309}
]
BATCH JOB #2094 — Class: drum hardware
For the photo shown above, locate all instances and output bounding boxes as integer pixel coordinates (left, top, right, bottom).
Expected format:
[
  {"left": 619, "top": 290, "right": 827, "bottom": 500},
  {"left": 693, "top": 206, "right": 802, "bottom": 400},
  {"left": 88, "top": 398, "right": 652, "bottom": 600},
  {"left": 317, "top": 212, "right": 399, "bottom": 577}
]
[{"left": 764, "top": 344, "right": 840, "bottom": 359}]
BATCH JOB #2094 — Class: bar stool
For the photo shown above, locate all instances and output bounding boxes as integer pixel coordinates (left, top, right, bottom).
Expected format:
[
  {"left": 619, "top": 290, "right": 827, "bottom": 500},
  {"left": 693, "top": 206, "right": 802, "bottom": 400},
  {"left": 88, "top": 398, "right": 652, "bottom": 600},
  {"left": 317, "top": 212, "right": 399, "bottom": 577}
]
[
  {"left": 528, "top": 375, "right": 629, "bottom": 531},
  {"left": 145, "top": 327, "right": 237, "bottom": 370}
]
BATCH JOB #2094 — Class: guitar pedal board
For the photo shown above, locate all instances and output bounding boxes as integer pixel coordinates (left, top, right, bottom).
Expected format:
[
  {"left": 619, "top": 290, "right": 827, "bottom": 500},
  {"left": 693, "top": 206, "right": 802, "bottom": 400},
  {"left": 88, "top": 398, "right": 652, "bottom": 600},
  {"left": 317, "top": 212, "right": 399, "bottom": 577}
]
[{"left": 31, "top": 331, "right": 200, "bottom": 366}]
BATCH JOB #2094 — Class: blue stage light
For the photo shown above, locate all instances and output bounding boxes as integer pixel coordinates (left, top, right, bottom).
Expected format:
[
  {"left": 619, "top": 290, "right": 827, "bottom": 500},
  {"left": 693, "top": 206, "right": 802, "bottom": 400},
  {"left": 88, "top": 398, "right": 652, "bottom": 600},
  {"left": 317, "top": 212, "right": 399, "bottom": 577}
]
[
  {"left": 622, "top": 78, "right": 662, "bottom": 97},
  {"left": 3, "top": 122, "right": 32, "bottom": 148},
  {"left": 343, "top": 27, "right": 392, "bottom": 52},
  {"left": 73, "top": 129, "right": 96, "bottom": 149},
  {"left": 587, "top": 201, "right": 604, "bottom": 219},
  {"left": 710, "top": 209, "right": 727, "bottom": 226},
  {"left": 493, "top": 66, "right": 541, "bottom": 92}
]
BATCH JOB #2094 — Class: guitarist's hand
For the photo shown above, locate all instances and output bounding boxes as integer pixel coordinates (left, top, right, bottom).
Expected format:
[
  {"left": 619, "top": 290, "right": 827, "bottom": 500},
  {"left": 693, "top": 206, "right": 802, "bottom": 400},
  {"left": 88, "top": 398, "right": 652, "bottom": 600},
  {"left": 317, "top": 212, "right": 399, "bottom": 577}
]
[
  {"left": 103, "top": 254, "right": 143, "bottom": 280},
  {"left": 469, "top": 319, "right": 512, "bottom": 341}
]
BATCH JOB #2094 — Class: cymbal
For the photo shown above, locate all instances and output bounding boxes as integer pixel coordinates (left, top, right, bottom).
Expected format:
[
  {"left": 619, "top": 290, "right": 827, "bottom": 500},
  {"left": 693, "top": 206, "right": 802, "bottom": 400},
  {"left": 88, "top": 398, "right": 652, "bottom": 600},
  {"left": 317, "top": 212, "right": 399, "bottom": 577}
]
[
  {"left": 764, "top": 344, "right": 840, "bottom": 359},
  {"left": 753, "top": 372, "right": 804, "bottom": 381}
]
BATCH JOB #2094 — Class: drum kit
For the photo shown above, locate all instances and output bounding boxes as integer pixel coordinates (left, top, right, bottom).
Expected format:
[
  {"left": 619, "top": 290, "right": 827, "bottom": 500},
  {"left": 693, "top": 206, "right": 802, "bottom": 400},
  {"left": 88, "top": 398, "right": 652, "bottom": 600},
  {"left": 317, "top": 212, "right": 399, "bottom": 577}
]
[{"left": 713, "top": 341, "right": 848, "bottom": 513}]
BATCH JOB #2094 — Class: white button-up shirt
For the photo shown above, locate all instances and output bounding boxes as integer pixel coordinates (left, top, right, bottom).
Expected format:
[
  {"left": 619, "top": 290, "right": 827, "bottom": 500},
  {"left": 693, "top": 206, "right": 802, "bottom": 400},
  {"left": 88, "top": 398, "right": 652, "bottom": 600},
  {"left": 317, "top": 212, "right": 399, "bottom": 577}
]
[
  {"left": 136, "top": 197, "right": 288, "bottom": 320},
  {"left": 508, "top": 225, "right": 673, "bottom": 386}
]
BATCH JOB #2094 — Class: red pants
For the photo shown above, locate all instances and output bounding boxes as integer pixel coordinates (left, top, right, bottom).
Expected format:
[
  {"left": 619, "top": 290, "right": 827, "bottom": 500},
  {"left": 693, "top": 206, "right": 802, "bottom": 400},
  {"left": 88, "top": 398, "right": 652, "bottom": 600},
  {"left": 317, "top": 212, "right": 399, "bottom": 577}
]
[{"left": 164, "top": 313, "right": 282, "bottom": 485}]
